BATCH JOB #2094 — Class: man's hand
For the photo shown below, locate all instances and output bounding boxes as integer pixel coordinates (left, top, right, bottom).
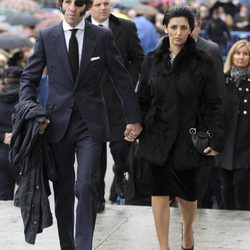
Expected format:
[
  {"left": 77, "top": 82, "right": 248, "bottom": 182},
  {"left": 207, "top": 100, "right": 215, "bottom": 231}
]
[
  {"left": 3, "top": 132, "right": 12, "bottom": 145},
  {"left": 39, "top": 118, "right": 50, "bottom": 134},
  {"left": 124, "top": 123, "right": 142, "bottom": 142},
  {"left": 203, "top": 147, "right": 219, "bottom": 156}
]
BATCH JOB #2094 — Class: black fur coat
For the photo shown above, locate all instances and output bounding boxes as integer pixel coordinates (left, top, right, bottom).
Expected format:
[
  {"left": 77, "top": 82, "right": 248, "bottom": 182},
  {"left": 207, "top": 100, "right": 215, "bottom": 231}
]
[{"left": 137, "top": 36, "right": 224, "bottom": 170}]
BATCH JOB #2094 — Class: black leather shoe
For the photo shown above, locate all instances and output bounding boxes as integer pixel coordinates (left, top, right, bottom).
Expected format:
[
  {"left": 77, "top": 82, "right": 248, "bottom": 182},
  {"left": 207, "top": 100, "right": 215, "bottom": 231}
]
[
  {"left": 97, "top": 202, "right": 105, "bottom": 213},
  {"left": 115, "top": 173, "right": 128, "bottom": 199}
]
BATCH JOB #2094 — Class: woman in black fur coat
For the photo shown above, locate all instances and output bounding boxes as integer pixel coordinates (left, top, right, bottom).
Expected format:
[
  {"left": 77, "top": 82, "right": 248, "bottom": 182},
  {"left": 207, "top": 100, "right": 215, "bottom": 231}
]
[{"left": 137, "top": 6, "right": 224, "bottom": 250}]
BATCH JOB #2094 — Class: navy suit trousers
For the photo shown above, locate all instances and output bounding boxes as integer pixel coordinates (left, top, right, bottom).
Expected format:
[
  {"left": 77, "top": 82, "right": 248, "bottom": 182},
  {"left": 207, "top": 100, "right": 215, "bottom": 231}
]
[{"left": 51, "top": 109, "right": 102, "bottom": 250}]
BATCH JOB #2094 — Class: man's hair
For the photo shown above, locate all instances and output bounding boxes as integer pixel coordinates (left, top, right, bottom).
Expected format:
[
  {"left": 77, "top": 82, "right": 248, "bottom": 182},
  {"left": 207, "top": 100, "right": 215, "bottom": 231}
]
[
  {"left": 58, "top": 0, "right": 93, "bottom": 10},
  {"left": 162, "top": 5, "right": 195, "bottom": 32},
  {"left": 191, "top": 8, "right": 201, "bottom": 23}
]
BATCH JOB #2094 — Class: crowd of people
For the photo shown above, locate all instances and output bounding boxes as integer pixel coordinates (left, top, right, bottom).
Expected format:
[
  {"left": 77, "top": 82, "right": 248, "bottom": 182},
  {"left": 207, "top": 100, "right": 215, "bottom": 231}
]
[{"left": 0, "top": 0, "right": 250, "bottom": 250}]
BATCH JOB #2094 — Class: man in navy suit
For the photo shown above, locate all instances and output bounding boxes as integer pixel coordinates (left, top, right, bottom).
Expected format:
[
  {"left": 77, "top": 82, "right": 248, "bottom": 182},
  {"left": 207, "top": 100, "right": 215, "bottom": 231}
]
[{"left": 19, "top": 0, "right": 142, "bottom": 249}]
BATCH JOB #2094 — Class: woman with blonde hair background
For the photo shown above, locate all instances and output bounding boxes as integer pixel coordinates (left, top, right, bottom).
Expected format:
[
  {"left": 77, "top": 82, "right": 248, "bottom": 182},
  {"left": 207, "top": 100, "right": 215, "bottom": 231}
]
[{"left": 216, "top": 39, "right": 250, "bottom": 210}]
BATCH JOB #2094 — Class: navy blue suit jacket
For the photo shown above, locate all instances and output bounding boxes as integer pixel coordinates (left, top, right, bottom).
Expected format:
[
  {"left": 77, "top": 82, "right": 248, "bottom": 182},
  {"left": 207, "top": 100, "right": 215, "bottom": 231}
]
[{"left": 19, "top": 21, "right": 142, "bottom": 143}]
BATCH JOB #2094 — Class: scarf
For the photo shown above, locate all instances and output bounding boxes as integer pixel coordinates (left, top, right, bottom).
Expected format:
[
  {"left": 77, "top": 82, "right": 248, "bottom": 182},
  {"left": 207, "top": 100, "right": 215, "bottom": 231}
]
[{"left": 231, "top": 64, "right": 248, "bottom": 84}]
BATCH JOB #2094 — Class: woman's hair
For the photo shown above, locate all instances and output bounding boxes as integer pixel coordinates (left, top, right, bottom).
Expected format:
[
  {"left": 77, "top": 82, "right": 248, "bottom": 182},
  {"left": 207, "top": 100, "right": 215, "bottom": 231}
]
[
  {"left": 224, "top": 39, "right": 250, "bottom": 74},
  {"left": 162, "top": 5, "right": 195, "bottom": 32},
  {"left": 58, "top": 0, "right": 93, "bottom": 10}
]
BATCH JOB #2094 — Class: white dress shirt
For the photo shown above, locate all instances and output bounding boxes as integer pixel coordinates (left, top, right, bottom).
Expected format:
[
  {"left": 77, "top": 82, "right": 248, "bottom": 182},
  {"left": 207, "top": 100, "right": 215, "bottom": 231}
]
[
  {"left": 62, "top": 18, "right": 85, "bottom": 65},
  {"left": 91, "top": 17, "right": 109, "bottom": 28}
]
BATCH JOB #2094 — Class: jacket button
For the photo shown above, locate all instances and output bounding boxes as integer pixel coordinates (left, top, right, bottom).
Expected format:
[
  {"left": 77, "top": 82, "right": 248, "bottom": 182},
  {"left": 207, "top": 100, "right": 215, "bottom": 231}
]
[
  {"left": 246, "top": 88, "right": 249, "bottom": 92},
  {"left": 238, "top": 87, "right": 242, "bottom": 91},
  {"left": 244, "top": 99, "right": 248, "bottom": 103},
  {"left": 243, "top": 110, "right": 247, "bottom": 115}
]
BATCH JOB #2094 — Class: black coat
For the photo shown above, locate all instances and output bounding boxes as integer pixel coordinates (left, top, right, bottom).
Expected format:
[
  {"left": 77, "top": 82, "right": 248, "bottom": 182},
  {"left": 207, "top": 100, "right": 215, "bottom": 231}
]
[
  {"left": 9, "top": 101, "right": 57, "bottom": 244},
  {"left": 0, "top": 84, "right": 19, "bottom": 144},
  {"left": 137, "top": 36, "right": 224, "bottom": 170},
  {"left": 196, "top": 37, "right": 225, "bottom": 102},
  {"left": 86, "top": 14, "right": 144, "bottom": 141},
  {"left": 216, "top": 72, "right": 250, "bottom": 170}
]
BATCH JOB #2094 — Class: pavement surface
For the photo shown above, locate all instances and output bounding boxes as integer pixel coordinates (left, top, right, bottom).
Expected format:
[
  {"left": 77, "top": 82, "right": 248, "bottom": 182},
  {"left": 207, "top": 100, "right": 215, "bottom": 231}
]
[
  {"left": 1, "top": 199, "right": 250, "bottom": 250},
  {"left": 1, "top": 151, "right": 250, "bottom": 250}
]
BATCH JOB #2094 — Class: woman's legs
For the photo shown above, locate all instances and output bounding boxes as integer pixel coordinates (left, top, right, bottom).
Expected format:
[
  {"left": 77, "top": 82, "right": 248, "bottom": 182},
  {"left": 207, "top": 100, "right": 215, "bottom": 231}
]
[
  {"left": 152, "top": 196, "right": 171, "bottom": 250},
  {"left": 177, "top": 197, "right": 197, "bottom": 249}
]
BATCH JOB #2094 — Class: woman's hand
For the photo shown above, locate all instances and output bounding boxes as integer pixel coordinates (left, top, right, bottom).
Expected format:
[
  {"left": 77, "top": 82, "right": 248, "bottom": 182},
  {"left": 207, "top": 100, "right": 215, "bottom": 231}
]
[
  {"left": 203, "top": 147, "right": 219, "bottom": 156},
  {"left": 124, "top": 123, "right": 143, "bottom": 142}
]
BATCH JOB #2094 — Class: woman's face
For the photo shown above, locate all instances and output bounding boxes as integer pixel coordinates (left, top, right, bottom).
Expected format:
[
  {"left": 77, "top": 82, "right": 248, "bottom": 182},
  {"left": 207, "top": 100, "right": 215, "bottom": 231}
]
[
  {"left": 233, "top": 45, "right": 250, "bottom": 70},
  {"left": 164, "top": 17, "right": 191, "bottom": 48}
]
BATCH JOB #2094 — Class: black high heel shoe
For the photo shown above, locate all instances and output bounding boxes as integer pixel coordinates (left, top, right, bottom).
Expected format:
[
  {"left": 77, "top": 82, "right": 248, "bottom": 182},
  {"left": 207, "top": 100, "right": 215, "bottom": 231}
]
[
  {"left": 181, "top": 224, "right": 194, "bottom": 250},
  {"left": 182, "top": 247, "right": 194, "bottom": 250}
]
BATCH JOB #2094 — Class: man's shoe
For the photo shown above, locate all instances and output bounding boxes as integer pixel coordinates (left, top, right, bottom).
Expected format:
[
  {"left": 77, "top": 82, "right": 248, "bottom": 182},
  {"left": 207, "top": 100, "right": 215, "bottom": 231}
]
[{"left": 115, "top": 173, "right": 128, "bottom": 199}]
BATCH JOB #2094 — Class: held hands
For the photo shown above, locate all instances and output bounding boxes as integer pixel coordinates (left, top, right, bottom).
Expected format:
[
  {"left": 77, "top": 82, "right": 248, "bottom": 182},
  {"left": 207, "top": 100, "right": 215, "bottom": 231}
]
[
  {"left": 39, "top": 118, "right": 50, "bottom": 134},
  {"left": 203, "top": 147, "right": 219, "bottom": 156},
  {"left": 124, "top": 123, "right": 143, "bottom": 142},
  {"left": 4, "top": 132, "right": 12, "bottom": 145}
]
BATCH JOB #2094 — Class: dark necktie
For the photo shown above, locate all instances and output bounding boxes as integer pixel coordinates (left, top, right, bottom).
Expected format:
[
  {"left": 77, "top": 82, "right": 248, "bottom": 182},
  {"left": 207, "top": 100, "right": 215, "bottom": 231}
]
[{"left": 69, "top": 29, "right": 79, "bottom": 82}]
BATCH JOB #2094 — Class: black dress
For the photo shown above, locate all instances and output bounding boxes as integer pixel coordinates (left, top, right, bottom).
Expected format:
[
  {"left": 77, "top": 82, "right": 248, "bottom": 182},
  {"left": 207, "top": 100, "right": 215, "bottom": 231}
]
[{"left": 137, "top": 36, "right": 224, "bottom": 201}]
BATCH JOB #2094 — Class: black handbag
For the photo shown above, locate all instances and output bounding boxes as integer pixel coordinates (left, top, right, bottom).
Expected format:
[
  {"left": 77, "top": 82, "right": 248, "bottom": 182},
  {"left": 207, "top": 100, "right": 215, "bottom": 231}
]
[{"left": 189, "top": 128, "right": 212, "bottom": 155}]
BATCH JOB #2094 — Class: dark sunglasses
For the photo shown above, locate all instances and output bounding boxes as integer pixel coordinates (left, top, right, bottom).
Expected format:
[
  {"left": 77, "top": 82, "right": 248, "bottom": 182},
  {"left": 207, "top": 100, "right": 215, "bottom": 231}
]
[{"left": 75, "top": 0, "right": 84, "bottom": 7}]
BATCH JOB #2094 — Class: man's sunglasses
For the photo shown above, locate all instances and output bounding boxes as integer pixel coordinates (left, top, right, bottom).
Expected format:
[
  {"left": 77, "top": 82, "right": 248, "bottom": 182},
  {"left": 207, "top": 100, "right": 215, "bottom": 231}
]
[{"left": 75, "top": 0, "right": 84, "bottom": 7}]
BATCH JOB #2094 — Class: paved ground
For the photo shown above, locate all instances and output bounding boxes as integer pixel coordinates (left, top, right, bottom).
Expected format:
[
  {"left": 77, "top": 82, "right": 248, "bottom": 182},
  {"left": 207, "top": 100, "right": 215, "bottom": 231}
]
[
  {"left": 1, "top": 152, "right": 250, "bottom": 250},
  {"left": 1, "top": 199, "right": 250, "bottom": 250}
]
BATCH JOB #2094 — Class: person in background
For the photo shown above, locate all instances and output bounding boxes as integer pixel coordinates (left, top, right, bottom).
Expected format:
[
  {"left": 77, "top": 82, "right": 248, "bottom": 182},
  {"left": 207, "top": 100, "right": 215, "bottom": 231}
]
[
  {"left": 198, "top": 4, "right": 211, "bottom": 30},
  {"left": 7, "top": 50, "right": 26, "bottom": 67},
  {"left": 86, "top": 0, "right": 144, "bottom": 212},
  {"left": 18, "top": 0, "right": 142, "bottom": 249},
  {"left": 128, "top": 9, "right": 158, "bottom": 55},
  {"left": 205, "top": 8, "right": 231, "bottom": 59},
  {"left": 137, "top": 6, "right": 224, "bottom": 250},
  {"left": 233, "top": 3, "right": 250, "bottom": 31},
  {"left": 0, "top": 49, "right": 9, "bottom": 77},
  {"left": 191, "top": 8, "right": 225, "bottom": 209},
  {"left": 155, "top": 13, "right": 165, "bottom": 38},
  {"left": 216, "top": 39, "right": 250, "bottom": 211},
  {"left": 0, "top": 66, "right": 22, "bottom": 200}
]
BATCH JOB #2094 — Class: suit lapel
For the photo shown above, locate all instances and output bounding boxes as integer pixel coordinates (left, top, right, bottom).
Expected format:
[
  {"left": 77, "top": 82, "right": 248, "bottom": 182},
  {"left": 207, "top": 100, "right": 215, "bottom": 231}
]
[
  {"left": 51, "top": 23, "right": 73, "bottom": 81},
  {"left": 75, "top": 22, "right": 97, "bottom": 87}
]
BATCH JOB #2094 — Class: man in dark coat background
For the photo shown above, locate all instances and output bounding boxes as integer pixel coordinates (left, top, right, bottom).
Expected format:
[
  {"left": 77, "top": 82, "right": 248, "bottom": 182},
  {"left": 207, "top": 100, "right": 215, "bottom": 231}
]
[
  {"left": 86, "top": 0, "right": 144, "bottom": 212},
  {"left": 191, "top": 8, "right": 225, "bottom": 209}
]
